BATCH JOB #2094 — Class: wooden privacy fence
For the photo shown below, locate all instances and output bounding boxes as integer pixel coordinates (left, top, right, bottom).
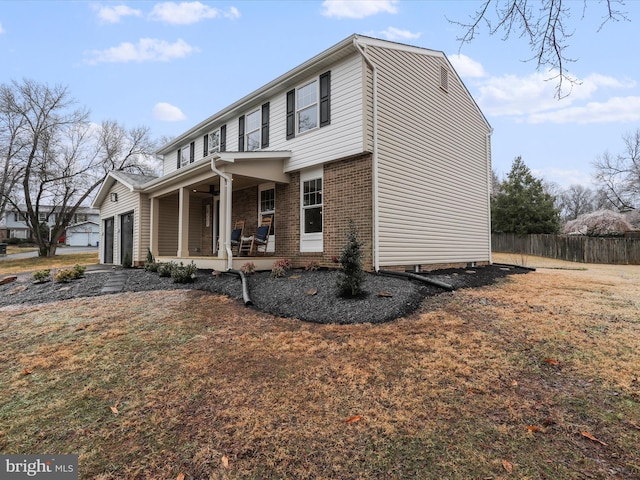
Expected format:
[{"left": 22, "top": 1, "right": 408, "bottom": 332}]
[{"left": 492, "top": 233, "right": 640, "bottom": 265}]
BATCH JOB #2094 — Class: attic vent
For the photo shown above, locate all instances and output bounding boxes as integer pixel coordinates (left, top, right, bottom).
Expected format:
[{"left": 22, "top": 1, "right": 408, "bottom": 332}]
[{"left": 440, "top": 66, "right": 449, "bottom": 92}]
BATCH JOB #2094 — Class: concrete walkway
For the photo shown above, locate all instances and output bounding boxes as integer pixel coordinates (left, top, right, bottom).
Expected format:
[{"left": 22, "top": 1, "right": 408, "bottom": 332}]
[{"left": 100, "top": 268, "right": 128, "bottom": 294}]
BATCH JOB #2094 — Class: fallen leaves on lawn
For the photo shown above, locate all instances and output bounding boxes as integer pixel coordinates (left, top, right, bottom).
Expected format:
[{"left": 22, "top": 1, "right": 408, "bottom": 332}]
[
  {"left": 626, "top": 421, "right": 640, "bottom": 431},
  {"left": 581, "top": 431, "right": 607, "bottom": 446},
  {"left": 377, "top": 291, "right": 393, "bottom": 297},
  {"left": 306, "top": 288, "right": 318, "bottom": 296},
  {"left": 544, "top": 358, "right": 560, "bottom": 366},
  {"left": 345, "top": 415, "right": 362, "bottom": 424},
  {"left": 110, "top": 400, "right": 120, "bottom": 415},
  {"left": 176, "top": 473, "right": 185, "bottom": 480},
  {"left": 21, "top": 368, "right": 32, "bottom": 375},
  {"left": 526, "top": 425, "right": 541, "bottom": 433},
  {"left": 502, "top": 459, "right": 514, "bottom": 473},
  {"left": 222, "top": 455, "right": 229, "bottom": 469}
]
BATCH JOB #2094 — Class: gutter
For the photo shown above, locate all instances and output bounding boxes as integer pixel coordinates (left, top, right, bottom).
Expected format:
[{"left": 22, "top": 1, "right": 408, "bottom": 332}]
[
  {"left": 353, "top": 36, "right": 380, "bottom": 272},
  {"left": 210, "top": 157, "right": 234, "bottom": 271}
]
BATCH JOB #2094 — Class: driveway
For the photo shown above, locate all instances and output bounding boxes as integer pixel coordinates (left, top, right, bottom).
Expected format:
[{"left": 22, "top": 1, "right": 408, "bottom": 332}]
[{"left": 0, "top": 245, "right": 98, "bottom": 261}]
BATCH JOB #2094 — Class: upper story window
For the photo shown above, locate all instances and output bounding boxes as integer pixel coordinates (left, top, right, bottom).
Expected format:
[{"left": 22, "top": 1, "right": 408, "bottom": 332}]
[
  {"left": 204, "top": 129, "right": 220, "bottom": 156},
  {"left": 238, "top": 103, "right": 269, "bottom": 152},
  {"left": 245, "top": 109, "right": 261, "bottom": 151},
  {"left": 74, "top": 213, "right": 87, "bottom": 223},
  {"left": 38, "top": 212, "right": 48, "bottom": 222},
  {"left": 177, "top": 142, "right": 195, "bottom": 169},
  {"left": 286, "top": 71, "right": 331, "bottom": 140},
  {"left": 14, "top": 212, "right": 26, "bottom": 222}
]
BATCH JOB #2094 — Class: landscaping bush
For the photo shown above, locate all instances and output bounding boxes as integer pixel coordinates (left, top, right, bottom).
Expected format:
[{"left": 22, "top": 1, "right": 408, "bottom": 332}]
[
  {"left": 32, "top": 269, "right": 51, "bottom": 283},
  {"left": 336, "top": 220, "right": 366, "bottom": 297},
  {"left": 170, "top": 261, "right": 198, "bottom": 283},
  {"left": 240, "top": 262, "right": 256, "bottom": 275},
  {"left": 122, "top": 252, "right": 132, "bottom": 268},
  {"left": 144, "top": 262, "right": 160, "bottom": 272},
  {"left": 157, "top": 261, "right": 177, "bottom": 278},
  {"left": 271, "top": 258, "right": 292, "bottom": 278},
  {"left": 53, "top": 264, "right": 86, "bottom": 283},
  {"left": 73, "top": 264, "right": 86, "bottom": 277},
  {"left": 305, "top": 261, "right": 320, "bottom": 271}
]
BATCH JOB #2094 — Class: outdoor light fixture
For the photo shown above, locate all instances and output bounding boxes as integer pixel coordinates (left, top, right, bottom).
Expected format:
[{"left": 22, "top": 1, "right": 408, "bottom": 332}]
[{"left": 110, "top": 193, "right": 118, "bottom": 202}]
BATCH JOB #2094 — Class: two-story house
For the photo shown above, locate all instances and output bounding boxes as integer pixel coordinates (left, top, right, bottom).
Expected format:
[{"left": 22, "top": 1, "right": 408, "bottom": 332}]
[
  {"left": 92, "top": 35, "right": 492, "bottom": 271},
  {"left": 2, "top": 206, "right": 100, "bottom": 245}
]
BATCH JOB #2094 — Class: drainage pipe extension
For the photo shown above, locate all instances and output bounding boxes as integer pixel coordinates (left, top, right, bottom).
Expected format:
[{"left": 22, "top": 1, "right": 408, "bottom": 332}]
[
  {"left": 492, "top": 262, "right": 537, "bottom": 272},
  {"left": 378, "top": 269, "right": 455, "bottom": 291},
  {"left": 227, "top": 269, "right": 253, "bottom": 306}
]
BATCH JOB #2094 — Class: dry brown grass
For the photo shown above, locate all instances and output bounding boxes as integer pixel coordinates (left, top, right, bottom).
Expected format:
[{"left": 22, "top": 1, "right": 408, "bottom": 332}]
[
  {"left": 0, "top": 251, "right": 99, "bottom": 274},
  {"left": 1, "top": 254, "right": 639, "bottom": 479}
]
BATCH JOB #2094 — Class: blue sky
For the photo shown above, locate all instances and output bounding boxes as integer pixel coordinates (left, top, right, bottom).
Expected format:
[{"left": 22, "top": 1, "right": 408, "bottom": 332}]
[{"left": 1, "top": 0, "right": 639, "bottom": 188}]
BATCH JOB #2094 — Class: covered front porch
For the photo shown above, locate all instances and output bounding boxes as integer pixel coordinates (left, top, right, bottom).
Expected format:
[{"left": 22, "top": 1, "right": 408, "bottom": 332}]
[{"left": 146, "top": 151, "right": 292, "bottom": 271}]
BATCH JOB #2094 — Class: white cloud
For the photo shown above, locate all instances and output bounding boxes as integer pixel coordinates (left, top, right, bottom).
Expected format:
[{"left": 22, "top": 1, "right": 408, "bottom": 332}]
[
  {"left": 149, "top": 1, "right": 237, "bottom": 24},
  {"left": 85, "top": 38, "right": 197, "bottom": 64},
  {"left": 527, "top": 96, "right": 640, "bottom": 124},
  {"left": 153, "top": 102, "right": 186, "bottom": 121},
  {"left": 448, "top": 54, "right": 485, "bottom": 78},
  {"left": 95, "top": 4, "right": 142, "bottom": 23},
  {"left": 533, "top": 168, "right": 594, "bottom": 188},
  {"left": 378, "top": 27, "right": 420, "bottom": 41},
  {"left": 321, "top": 0, "right": 398, "bottom": 19}
]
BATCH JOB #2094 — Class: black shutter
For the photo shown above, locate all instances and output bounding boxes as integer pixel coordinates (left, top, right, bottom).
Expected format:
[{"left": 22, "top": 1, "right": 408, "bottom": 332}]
[
  {"left": 319, "top": 71, "right": 331, "bottom": 127},
  {"left": 189, "top": 142, "right": 195, "bottom": 163},
  {"left": 261, "top": 102, "right": 270, "bottom": 148},
  {"left": 286, "top": 89, "right": 295, "bottom": 139},
  {"left": 203, "top": 134, "right": 209, "bottom": 156},
  {"left": 238, "top": 116, "right": 245, "bottom": 152},
  {"left": 176, "top": 148, "right": 181, "bottom": 169},
  {"left": 220, "top": 125, "right": 227, "bottom": 152}
]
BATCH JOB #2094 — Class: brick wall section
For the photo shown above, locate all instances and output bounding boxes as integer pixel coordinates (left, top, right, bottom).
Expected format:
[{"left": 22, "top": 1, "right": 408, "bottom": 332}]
[
  {"left": 274, "top": 153, "right": 374, "bottom": 270},
  {"left": 232, "top": 187, "right": 258, "bottom": 235}
]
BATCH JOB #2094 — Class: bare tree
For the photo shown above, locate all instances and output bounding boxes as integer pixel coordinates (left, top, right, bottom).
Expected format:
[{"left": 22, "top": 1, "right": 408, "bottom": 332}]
[
  {"left": 451, "top": 0, "right": 629, "bottom": 98},
  {"left": 592, "top": 128, "right": 640, "bottom": 212},
  {"left": 557, "top": 184, "right": 596, "bottom": 221},
  {"left": 1, "top": 79, "right": 158, "bottom": 256}
]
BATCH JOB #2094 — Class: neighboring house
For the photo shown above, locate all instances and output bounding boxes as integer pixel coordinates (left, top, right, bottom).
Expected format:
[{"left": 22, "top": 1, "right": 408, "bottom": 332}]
[
  {"left": 3, "top": 206, "right": 100, "bottom": 243},
  {"left": 65, "top": 221, "right": 100, "bottom": 247},
  {"left": 92, "top": 35, "right": 492, "bottom": 271}
]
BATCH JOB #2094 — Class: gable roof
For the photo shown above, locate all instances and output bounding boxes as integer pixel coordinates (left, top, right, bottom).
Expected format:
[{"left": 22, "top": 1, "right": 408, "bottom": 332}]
[{"left": 91, "top": 171, "right": 159, "bottom": 208}]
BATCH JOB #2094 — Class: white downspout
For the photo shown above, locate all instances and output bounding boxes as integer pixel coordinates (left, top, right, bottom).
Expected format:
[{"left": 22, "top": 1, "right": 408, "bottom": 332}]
[
  {"left": 353, "top": 37, "right": 380, "bottom": 272},
  {"left": 487, "top": 128, "right": 494, "bottom": 265},
  {"left": 211, "top": 157, "right": 234, "bottom": 271}
]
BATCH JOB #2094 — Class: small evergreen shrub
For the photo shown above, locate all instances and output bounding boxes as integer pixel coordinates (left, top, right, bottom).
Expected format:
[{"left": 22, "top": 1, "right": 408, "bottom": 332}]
[
  {"left": 157, "top": 261, "right": 177, "bottom": 277},
  {"left": 271, "top": 258, "right": 292, "bottom": 278},
  {"left": 240, "top": 262, "right": 256, "bottom": 275},
  {"left": 122, "top": 252, "right": 132, "bottom": 268},
  {"left": 32, "top": 269, "right": 51, "bottom": 283},
  {"left": 336, "top": 220, "right": 366, "bottom": 297},
  {"left": 146, "top": 249, "right": 154, "bottom": 264},
  {"left": 73, "top": 264, "right": 86, "bottom": 277},
  {"left": 171, "top": 261, "right": 198, "bottom": 283},
  {"left": 54, "top": 269, "right": 76, "bottom": 283},
  {"left": 144, "top": 262, "right": 160, "bottom": 272}
]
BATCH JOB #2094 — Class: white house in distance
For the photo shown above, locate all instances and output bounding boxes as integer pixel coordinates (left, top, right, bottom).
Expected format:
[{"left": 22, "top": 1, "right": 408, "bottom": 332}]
[
  {"left": 2, "top": 206, "right": 100, "bottom": 246},
  {"left": 92, "top": 34, "right": 492, "bottom": 271}
]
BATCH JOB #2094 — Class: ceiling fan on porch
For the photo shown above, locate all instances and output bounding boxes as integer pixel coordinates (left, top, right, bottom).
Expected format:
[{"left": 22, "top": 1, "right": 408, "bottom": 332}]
[{"left": 192, "top": 185, "right": 220, "bottom": 196}]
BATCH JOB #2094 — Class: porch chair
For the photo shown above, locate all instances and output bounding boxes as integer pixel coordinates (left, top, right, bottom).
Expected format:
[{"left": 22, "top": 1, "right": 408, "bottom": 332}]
[
  {"left": 238, "top": 216, "right": 273, "bottom": 256},
  {"left": 229, "top": 219, "right": 245, "bottom": 255}
]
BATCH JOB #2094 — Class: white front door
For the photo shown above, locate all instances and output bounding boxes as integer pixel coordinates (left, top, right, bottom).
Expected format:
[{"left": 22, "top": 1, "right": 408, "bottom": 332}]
[{"left": 259, "top": 183, "right": 275, "bottom": 253}]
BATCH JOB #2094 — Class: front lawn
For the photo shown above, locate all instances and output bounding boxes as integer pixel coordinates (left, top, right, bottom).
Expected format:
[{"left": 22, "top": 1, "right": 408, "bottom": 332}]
[{"left": 0, "top": 257, "right": 638, "bottom": 479}]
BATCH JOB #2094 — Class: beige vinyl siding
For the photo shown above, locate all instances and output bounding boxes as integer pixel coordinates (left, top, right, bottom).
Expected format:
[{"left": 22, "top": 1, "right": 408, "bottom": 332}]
[
  {"left": 158, "top": 194, "right": 179, "bottom": 256},
  {"left": 137, "top": 194, "right": 151, "bottom": 263},
  {"left": 369, "top": 46, "right": 491, "bottom": 266}
]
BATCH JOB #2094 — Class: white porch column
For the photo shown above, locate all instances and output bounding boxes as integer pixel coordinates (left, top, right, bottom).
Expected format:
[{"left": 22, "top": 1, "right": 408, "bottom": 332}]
[
  {"left": 217, "top": 173, "right": 232, "bottom": 259},
  {"left": 178, "top": 187, "right": 190, "bottom": 257},
  {"left": 149, "top": 197, "right": 159, "bottom": 257}
]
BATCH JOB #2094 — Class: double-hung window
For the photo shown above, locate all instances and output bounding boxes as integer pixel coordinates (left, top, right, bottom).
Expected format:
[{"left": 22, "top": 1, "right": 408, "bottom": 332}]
[
  {"left": 177, "top": 142, "right": 194, "bottom": 169},
  {"left": 286, "top": 71, "right": 330, "bottom": 139},
  {"left": 205, "top": 129, "right": 220, "bottom": 156},
  {"left": 245, "top": 110, "right": 261, "bottom": 151}
]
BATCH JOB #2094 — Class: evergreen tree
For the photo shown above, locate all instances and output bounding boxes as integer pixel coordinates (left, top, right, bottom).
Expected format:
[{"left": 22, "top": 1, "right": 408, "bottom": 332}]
[
  {"left": 492, "top": 157, "right": 561, "bottom": 234},
  {"left": 336, "top": 220, "right": 366, "bottom": 297}
]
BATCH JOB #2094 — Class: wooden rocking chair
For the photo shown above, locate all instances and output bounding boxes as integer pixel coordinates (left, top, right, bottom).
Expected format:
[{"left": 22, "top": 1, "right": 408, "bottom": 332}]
[
  {"left": 229, "top": 219, "right": 245, "bottom": 255},
  {"left": 239, "top": 216, "right": 272, "bottom": 256}
]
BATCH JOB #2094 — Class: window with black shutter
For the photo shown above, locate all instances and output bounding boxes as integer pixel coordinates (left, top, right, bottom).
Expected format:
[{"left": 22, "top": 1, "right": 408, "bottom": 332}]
[
  {"left": 189, "top": 142, "right": 195, "bottom": 163},
  {"left": 261, "top": 102, "right": 270, "bottom": 148},
  {"left": 177, "top": 148, "right": 181, "bottom": 169},
  {"left": 238, "top": 116, "right": 245, "bottom": 152},
  {"left": 203, "top": 134, "right": 209, "bottom": 156},
  {"left": 286, "top": 89, "right": 295, "bottom": 139}
]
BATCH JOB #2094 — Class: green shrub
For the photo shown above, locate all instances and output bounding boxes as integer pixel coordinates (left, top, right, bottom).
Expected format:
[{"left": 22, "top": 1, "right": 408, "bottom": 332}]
[
  {"left": 170, "top": 261, "right": 198, "bottom": 283},
  {"left": 336, "top": 220, "right": 366, "bottom": 297},
  {"left": 32, "top": 269, "right": 51, "bottom": 283},
  {"left": 157, "top": 261, "right": 177, "bottom": 278},
  {"left": 73, "top": 264, "right": 86, "bottom": 277},
  {"left": 144, "top": 261, "right": 160, "bottom": 272},
  {"left": 122, "top": 252, "right": 132, "bottom": 268},
  {"left": 305, "top": 261, "right": 320, "bottom": 271},
  {"left": 146, "top": 249, "right": 154, "bottom": 264},
  {"left": 54, "top": 269, "right": 76, "bottom": 283}
]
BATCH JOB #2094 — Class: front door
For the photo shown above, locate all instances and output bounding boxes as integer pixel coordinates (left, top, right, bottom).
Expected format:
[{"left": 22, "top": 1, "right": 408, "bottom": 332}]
[
  {"left": 120, "top": 211, "right": 134, "bottom": 265},
  {"left": 259, "top": 184, "right": 275, "bottom": 253},
  {"left": 103, "top": 218, "right": 114, "bottom": 263}
]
